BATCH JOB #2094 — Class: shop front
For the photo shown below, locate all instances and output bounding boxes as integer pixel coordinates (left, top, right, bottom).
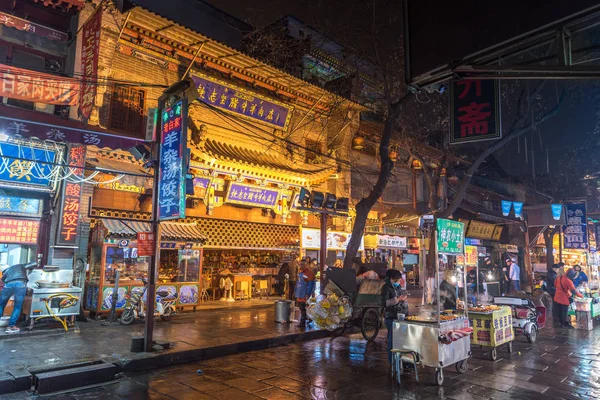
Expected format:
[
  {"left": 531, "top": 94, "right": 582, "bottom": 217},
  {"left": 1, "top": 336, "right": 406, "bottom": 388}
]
[
  {"left": 85, "top": 219, "right": 205, "bottom": 319},
  {"left": 300, "top": 227, "right": 363, "bottom": 266}
]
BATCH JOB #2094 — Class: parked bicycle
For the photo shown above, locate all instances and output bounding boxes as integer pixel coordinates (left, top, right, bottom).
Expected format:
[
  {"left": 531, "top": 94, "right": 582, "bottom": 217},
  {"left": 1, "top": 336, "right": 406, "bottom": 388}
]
[{"left": 119, "top": 278, "right": 177, "bottom": 325}]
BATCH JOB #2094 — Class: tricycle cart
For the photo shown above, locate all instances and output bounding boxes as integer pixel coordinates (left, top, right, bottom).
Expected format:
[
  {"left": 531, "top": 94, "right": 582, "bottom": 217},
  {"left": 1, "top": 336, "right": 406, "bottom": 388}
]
[
  {"left": 468, "top": 306, "right": 514, "bottom": 360},
  {"left": 391, "top": 219, "right": 472, "bottom": 386},
  {"left": 326, "top": 268, "right": 385, "bottom": 342}
]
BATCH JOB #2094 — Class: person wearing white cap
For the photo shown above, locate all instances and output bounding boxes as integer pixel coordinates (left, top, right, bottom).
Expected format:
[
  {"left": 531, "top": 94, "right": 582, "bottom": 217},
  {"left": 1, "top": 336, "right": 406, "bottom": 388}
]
[{"left": 506, "top": 259, "right": 520, "bottom": 292}]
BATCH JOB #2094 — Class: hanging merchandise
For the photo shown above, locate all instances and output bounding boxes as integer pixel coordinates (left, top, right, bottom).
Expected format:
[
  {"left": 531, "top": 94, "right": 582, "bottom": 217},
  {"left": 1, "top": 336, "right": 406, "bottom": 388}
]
[{"left": 501, "top": 200, "right": 512, "bottom": 217}]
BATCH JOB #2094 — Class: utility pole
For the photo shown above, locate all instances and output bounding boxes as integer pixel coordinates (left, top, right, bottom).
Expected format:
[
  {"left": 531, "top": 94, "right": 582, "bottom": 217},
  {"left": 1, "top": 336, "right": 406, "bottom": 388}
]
[{"left": 319, "top": 212, "right": 327, "bottom": 293}]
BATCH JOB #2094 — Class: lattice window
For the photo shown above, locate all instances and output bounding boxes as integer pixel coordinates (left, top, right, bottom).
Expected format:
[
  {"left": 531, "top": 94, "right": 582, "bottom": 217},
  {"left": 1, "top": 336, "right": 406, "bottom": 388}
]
[{"left": 109, "top": 86, "right": 146, "bottom": 135}]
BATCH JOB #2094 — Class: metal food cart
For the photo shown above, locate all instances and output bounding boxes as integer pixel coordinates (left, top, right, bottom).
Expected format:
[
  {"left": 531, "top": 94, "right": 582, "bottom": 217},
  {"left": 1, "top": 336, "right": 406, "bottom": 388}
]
[
  {"left": 392, "top": 219, "right": 472, "bottom": 385},
  {"left": 468, "top": 306, "right": 514, "bottom": 360}
]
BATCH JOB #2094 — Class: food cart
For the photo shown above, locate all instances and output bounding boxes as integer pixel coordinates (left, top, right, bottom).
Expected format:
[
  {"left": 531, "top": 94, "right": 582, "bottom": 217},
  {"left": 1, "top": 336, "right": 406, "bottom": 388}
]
[
  {"left": 85, "top": 219, "right": 205, "bottom": 319},
  {"left": 392, "top": 219, "right": 472, "bottom": 385},
  {"left": 467, "top": 305, "right": 514, "bottom": 360}
]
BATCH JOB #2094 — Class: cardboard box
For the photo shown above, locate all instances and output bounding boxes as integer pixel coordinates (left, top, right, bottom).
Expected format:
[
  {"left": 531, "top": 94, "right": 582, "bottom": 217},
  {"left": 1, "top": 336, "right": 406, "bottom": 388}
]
[{"left": 576, "top": 311, "right": 593, "bottom": 330}]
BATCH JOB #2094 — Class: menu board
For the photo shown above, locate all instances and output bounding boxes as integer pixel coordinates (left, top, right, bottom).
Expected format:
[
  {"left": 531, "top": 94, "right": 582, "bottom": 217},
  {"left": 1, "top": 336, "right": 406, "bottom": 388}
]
[
  {"left": 300, "top": 228, "right": 364, "bottom": 251},
  {"left": 0, "top": 218, "right": 40, "bottom": 244}
]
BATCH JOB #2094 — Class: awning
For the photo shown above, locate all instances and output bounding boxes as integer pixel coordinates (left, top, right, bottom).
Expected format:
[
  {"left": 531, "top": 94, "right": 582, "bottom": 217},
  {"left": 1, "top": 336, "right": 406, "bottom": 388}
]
[
  {"left": 382, "top": 207, "right": 421, "bottom": 228},
  {"left": 458, "top": 201, "right": 522, "bottom": 224},
  {"left": 0, "top": 106, "right": 145, "bottom": 150},
  {"left": 100, "top": 219, "right": 206, "bottom": 243}
]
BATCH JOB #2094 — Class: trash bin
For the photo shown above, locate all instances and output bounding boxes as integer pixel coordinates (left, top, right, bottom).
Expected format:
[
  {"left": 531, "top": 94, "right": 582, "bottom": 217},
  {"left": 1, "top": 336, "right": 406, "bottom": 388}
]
[{"left": 274, "top": 300, "right": 294, "bottom": 323}]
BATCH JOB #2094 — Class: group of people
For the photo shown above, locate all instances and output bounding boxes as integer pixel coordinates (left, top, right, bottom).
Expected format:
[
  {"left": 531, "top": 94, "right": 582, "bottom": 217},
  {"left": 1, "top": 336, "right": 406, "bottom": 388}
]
[{"left": 544, "top": 262, "right": 587, "bottom": 328}]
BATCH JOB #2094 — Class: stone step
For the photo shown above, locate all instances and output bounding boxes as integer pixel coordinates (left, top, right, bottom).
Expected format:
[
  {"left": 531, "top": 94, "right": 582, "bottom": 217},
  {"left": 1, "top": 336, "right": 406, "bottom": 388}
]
[{"left": 33, "top": 361, "right": 118, "bottom": 394}]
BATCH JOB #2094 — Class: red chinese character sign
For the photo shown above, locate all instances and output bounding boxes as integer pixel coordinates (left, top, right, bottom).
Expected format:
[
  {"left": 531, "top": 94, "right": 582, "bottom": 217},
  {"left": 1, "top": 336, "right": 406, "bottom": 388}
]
[
  {"left": 56, "top": 145, "right": 86, "bottom": 246},
  {"left": 157, "top": 99, "right": 187, "bottom": 221},
  {"left": 0, "top": 219, "right": 39, "bottom": 244},
  {"left": 78, "top": 7, "right": 102, "bottom": 121},
  {"left": 137, "top": 232, "right": 155, "bottom": 257},
  {"left": 450, "top": 79, "right": 501, "bottom": 145}
]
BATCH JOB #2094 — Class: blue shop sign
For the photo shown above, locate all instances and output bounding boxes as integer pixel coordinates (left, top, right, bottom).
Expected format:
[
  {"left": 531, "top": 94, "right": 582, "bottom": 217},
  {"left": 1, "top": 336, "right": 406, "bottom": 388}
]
[
  {"left": 0, "top": 142, "right": 58, "bottom": 191},
  {"left": 0, "top": 194, "right": 41, "bottom": 217},
  {"left": 564, "top": 203, "right": 588, "bottom": 249},
  {"left": 226, "top": 182, "right": 279, "bottom": 208},
  {"left": 158, "top": 100, "right": 187, "bottom": 221},
  {"left": 190, "top": 72, "right": 294, "bottom": 131}
]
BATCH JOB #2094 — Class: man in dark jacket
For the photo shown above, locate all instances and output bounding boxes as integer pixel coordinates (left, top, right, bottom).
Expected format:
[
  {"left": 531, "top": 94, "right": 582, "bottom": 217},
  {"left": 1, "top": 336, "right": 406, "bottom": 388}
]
[
  {"left": 287, "top": 255, "right": 300, "bottom": 301},
  {"left": 381, "top": 269, "right": 406, "bottom": 364},
  {"left": 0, "top": 262, "right": 33, "bottom": 334},
  {"left": 545, "top": 264, "right": 559, "bottom": 324}
]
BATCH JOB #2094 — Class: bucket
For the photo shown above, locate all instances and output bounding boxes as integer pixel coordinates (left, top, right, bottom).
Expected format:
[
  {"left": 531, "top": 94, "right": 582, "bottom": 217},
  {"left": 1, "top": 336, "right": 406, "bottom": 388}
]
[{"left": 274, "top": 300, "right": 294, "bottom": 323}]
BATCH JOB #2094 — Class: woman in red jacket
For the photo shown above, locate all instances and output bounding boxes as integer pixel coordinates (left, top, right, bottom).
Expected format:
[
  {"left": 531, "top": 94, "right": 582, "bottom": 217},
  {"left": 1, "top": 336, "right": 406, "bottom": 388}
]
[{"left": 554, "top": 266, "right": 583, "bottom": 328}]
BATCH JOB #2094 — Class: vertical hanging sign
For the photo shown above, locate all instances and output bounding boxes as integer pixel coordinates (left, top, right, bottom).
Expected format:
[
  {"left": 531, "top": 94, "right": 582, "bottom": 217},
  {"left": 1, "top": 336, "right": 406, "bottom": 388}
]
[
  {"left": 450, "top": 79, "right": 501, "bottom": 145},
  {"left": 56, "top": 145, "right": 86, "bottom": 246},
  {"left": 564, "top": 203, "right": 588, "bottom": 249},
  {"left": 157, "top": 99, "right": 187, "bottom": 221},
  {"left": 78, "top": 6, "right": 102, "bottom": 120}
]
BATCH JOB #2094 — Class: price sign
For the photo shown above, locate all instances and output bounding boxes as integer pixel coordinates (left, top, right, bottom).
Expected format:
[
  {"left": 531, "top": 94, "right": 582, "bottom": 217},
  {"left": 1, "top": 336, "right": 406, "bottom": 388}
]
[{"left": 137, "top": 232, "right": 155, "bottom": 257}]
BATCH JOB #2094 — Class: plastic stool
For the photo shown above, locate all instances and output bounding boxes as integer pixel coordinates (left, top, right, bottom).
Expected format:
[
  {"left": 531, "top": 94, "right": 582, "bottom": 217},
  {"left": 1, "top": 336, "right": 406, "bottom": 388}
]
[{"left": 391, "top": 349, "right": 419, "bottom": 384}]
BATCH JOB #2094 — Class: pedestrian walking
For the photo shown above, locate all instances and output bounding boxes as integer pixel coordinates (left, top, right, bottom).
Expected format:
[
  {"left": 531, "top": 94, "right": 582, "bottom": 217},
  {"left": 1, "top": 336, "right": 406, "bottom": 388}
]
[
  {"left": 381, "top": 269, "right": 407, "bottom": 364},
  {"left": 294, "top": 262, "right": 316, "bottom": 326},
  {"left": 0, "top": 263, "right": 31, "bottom": 334},
  {"left": 506, "top": 259, "right": 521, "bottom": 292},
  {"left": 545, "top": 264, "right": 559, "bottom": 325},
  {"left": 287, "top": 255, "right": 300, "bottom": 301},
  {"left": 554, "top": 266, "right": 582, "bottom": 328}
]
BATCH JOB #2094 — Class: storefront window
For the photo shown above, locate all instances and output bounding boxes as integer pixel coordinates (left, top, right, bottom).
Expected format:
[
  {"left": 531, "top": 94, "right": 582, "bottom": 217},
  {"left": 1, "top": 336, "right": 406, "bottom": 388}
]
[
  {"left": 177, "top": 250, "right": 200, "bottom": 282},
  {"left": 88, "top": 245, "right": 102, "bottom": 283},
  {"left": 0, "top": 243, "right": 36, "bottom": 267},
  {"left": 104, "top": 245, "right": 148, "bottom": 284}
]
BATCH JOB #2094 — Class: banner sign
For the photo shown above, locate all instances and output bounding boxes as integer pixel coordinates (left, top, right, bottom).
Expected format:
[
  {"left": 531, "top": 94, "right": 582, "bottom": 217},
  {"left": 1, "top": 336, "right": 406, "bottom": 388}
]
[
  {"left": 56, "top": 145, "right": 86, "bottom": 246},
  {"left": 137, "top": 232, "right": 155, "bottom": 257},
  {"left": 501, "top": 200, "right": 512, "bottom": 216},
  {"left": 491, "top": 225, "right": 503, "bottom": 241},
  {"left": 377, "top": 235, "right": 407, "bottom": 249},
  {"left": 158, "top": 99, "right": 187, "bottom": 220},
  {"left": 564, "top": 203, "right": 588, "bottom": 249},
  {"left": 450, "top": 79, "right": 501, "bottom": 145},
  {"left": 467, "top": 220, "right": 495, "bottom": 240},
  {"left": 551, "top": 204, "right": 563, "bottom": 221},
  {"left": 0, "top": 64, "right": 78, "bottom": 105},
  {"left": 437, "top": 218, "right": 465, "bottom": 254},
  {"left": 0, "top": 218, "right": 39, "bottom": 244},
  {"left": 0, "top": 194, "right": 41, "bottom": 217},
  {"left": 225, "top": 182, "right": 279, "bottom": 208},
  {"left": 0, "top": 141, "right": 59, "bottom": 191},
  {"left": 0, "top": 114, "right": 144, "bottom": 148},
  {"left": 513, "top": 202, "right": 523, "bottom": 218},
  {"left": 78, "top": 6, "right": 102, "bottom": 120},
  {"left": 465, "top": 245, "right": 478, "bottom": 265},
  {"left": 0, "top": 11, "right": 69, "bottom": 42},
  {"left": 190, "top": 72, "right": 294, "bottom": 131}
]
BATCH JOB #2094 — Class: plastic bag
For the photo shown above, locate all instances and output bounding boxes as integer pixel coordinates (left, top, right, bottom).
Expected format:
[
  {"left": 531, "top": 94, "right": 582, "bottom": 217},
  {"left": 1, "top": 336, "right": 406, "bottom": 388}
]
[{"left": 307, "top": 293, "right": 353, "bottom": 331}]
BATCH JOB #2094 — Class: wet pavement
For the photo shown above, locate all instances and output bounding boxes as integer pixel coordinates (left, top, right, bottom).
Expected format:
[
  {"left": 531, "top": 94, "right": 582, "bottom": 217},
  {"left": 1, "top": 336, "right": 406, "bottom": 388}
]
[{"left": 8, "top": 319, "right": 600, "bottom": 399}]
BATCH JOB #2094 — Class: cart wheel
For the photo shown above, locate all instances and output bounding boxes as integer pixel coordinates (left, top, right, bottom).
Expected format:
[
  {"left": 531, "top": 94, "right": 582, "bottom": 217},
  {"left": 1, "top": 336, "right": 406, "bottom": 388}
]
[
  {"left": 507, "top": 342, "right": 513, "bottom": 353},
  {"left": 94, "top": 313, "right": 103, "bottom": 321},
  {"left": 490, "top": 347, "right": 498, "bottom": 361},
  {"left": 526, "top": 327, "right": 537, "bottom": 344},
  {"left": 434, "top": 369, "right": 444, "bottom": 386},
  {"left": 331, "top": 323, "right": 346, "bottom": 337},
  {"left": 455, "top": 359, "right": 468, "bottom": 374},
  {"left": 361, "top": 308, "right": 381, "bottom": 342},
  {"left": 119, "top": 309, "right": 135, "bottom": 325}
]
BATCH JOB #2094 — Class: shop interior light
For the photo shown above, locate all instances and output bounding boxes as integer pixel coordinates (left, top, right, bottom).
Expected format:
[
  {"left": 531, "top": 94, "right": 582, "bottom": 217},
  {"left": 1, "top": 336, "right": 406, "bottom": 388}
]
[
  {"left": 311, "top": 191, "right": 325, "bottom": 208},
  {"left": 298, "top": 187, "right": 311, "bottom": 207},
  {"left": 323, "top": 193, "right": 337, "bottom": 209},
  {"left": 335, "top": 197, "right": 349, "bottom": 212}
]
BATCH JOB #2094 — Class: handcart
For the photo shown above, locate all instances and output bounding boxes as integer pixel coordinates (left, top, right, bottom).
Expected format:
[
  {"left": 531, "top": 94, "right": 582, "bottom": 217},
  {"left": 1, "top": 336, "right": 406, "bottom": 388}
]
[
  {"left": 467, "top": 306, "right": 514, "bottom": 360},
  {"left": 325, "top": 268, "right": 385, "bottom": 342},
  {"left": 391, "top": 219, "right": 472, "bottom": 386},
  {"left": 493, "top": 296, "right": 546, "bottom": 343}
]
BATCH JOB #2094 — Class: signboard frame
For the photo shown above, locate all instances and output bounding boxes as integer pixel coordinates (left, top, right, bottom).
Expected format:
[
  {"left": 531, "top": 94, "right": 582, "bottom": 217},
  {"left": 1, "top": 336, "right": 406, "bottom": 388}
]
[{"left": 436, "top": 218, "right": 465, "bottom": 255}]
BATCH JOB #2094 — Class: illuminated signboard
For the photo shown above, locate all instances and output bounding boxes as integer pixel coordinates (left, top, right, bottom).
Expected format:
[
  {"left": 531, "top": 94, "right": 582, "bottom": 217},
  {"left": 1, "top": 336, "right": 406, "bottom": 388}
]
[
  {"left": 190, "top": 72, "right": 294, "bottom": 131},
  {"left": 0, "top": 218, "right": 39, "bottom": 244},
  {"left": 0, "top": 194, "right": 41, "bottom": 217},
  {"left": 0, "top": 141, "right": 58, "bottom": 191},
  {"left": 225, "top": 182, "right": 279, "bottom": 208},
  {"left": 56, "top": 145, "right": 86, "bottom": 246},
  {"left": 301, "top": 228, "right": 365, "bottom": 251},
  {"left": 192, "top": 177, "right": 211, "bottom": 200},
  {"left": 158, "top": 99, "right": 187, "bottom": 221},
  {"left": 564, "top": 203, "right": 588, "bottom": 249}
]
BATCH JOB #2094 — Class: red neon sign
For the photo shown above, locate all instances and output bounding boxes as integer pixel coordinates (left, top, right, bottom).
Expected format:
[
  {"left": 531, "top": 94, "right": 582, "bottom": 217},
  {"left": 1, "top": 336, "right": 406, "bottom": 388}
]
[{"left": 56, "top": 145, "right": 86, "bottom": 246}]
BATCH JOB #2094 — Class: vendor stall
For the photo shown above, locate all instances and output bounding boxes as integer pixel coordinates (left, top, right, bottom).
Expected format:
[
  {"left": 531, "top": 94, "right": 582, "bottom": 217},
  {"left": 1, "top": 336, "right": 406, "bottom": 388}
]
[
  {"left": 85, "top": 219, "right": 205, "bottom": 319},
  {"left": 392, "top": 218, "right": 472, "bottom": 386},
  {"left": 467, "top": 305, "right": 514, "bottom": 360}
]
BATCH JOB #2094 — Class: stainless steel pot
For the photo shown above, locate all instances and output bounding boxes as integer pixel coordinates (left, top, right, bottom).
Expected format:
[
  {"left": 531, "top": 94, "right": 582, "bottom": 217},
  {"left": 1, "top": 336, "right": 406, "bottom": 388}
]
[{"left": 35, "top": 281, "right": 71, "bottom": 289}]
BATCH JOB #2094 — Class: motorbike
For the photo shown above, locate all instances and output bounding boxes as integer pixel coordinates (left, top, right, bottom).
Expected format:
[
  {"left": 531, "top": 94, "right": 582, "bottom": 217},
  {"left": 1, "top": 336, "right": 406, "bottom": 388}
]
[
  {"left": 119, "top": 278, "right": 177, "bottom": 325},
  {"left": 493, "top": 295, "right": 546, "bottom": 343}
]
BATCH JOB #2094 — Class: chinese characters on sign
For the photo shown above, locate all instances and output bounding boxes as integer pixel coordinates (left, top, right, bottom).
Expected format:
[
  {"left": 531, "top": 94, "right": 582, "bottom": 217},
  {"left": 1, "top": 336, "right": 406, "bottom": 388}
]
[
  {"left": 192, "top": 177, "right": 211, "bottom": 200},
  {"left": 0, "top": 195, "right": 41, "bottom": 217},
  {"left": 78, "top": 7, "right": 102, "bottom": 120},
  {"left": 137, "top": 232, "right": 155, "bottom": 257},
  {"left": 190, "top": 73, "right": 294, "bottom": 131},
  {"left": 225, "top": 183, "right": 279, "bottom": 208},
  {"left": 464, "top": 245, "right": 478, "bottom": 265},
  {"left": 158, "top": 100, "right": 186, "bottom": 220},
  {"left": 564, "top": 203, "right": 588, "bottom": 249},
  {"left": 436, "top": 218, "right": 465, "bottom": 254},
  {"left": 376, "top": 235, "right": 407, "bottom": 249},
  {"left": 56, "top": 145, "right": 86, "bottom": 246},
  {"left": 0, "top": 218, "right": 39, "bottom": 244},
  {"left": 0, "top": 64, "right": 79, "bottom": 105},
  {"left": 466, "top": 220, "right": 496, "bottom": 240},
  {"left": 0, "top": 11, "right": 69, "bottom": 42},
  {"left": 0, "top": 142, "right": 58, "bottom": 190},
  {"left": 450, "top": 79, "right": 501, "bottom": 144}
]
